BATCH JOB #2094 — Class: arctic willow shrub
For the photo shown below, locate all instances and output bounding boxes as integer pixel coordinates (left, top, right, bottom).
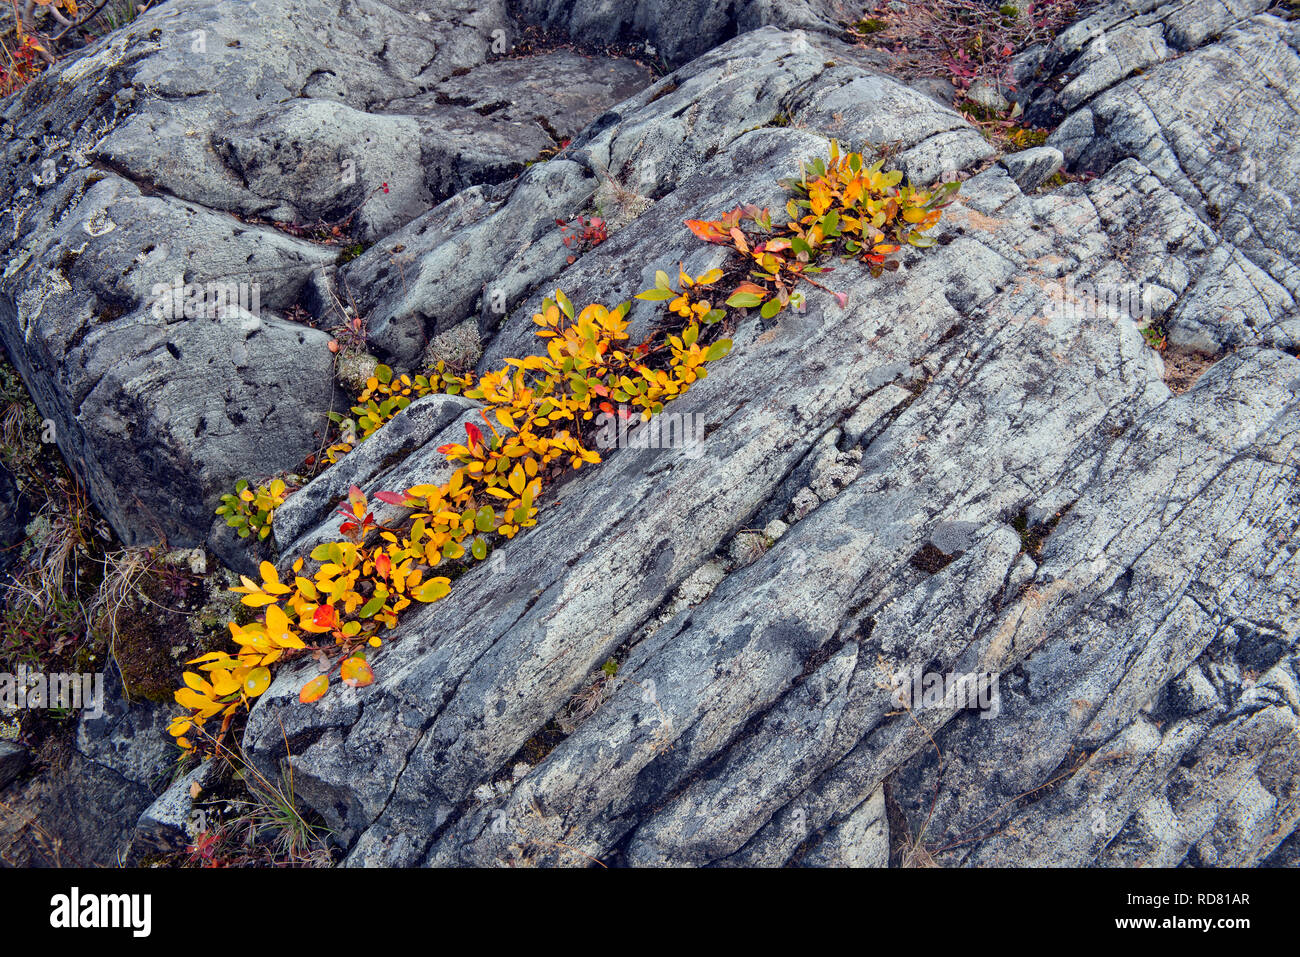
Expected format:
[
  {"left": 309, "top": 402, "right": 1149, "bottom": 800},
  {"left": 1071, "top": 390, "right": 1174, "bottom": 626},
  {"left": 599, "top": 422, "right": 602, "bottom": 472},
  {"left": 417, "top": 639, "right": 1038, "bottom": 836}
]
[
  {"left": 688, "top": 140, "right": 960, "bottom": 318},
  {"left": 176, "top": 143, "right": 957, "bottom": 751},
  {"left": 173, "top": 292, "right": 734, "bottom": 750},
  {"left": 323, "top": 361, "right": 474, "bottom": 464},
  {"left": 215, "top": 478, "right": 289, "bottom": 540}
]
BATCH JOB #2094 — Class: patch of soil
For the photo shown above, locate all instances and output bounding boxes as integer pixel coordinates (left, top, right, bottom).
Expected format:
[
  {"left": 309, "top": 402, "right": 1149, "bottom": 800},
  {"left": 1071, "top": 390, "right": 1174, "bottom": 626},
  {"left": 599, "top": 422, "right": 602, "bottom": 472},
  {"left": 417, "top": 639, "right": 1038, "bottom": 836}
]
[
  {"left": 491, "top": 18, "right": 668, "bottom": 76},
  {"left": 1162, "top": 348, "right": 1219, "bottom": 395},
  {"left": 911, "top": 543, "right": 956, "bottom": 573}
]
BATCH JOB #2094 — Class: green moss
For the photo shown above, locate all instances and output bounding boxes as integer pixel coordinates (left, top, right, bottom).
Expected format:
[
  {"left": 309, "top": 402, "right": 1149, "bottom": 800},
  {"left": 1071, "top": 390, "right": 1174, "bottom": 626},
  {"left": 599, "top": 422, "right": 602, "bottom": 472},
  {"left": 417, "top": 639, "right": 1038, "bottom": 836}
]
[
  {"left": 338, "top": 243, "right": 367, "bottom": 264},
  {"left": 109, "top": 560, "right": 240, "bottom": 702},
  {"left": 853, "top": 17, "right": 888, "bottom": 34}
]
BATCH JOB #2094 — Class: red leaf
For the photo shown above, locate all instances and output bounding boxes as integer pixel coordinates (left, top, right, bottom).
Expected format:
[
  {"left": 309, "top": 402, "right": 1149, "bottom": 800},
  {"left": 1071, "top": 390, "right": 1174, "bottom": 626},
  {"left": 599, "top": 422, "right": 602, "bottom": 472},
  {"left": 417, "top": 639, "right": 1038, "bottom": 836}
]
[
  {"left": 465, "top": 422, "right": 483, "bottom": 448},
  {"left": 374, "top": 553, "right": 391, "bottom": 578},
  {"left": 373, "top": 491, "right": 409, "bottom": 506},
  {"left": 437, "top": 443, "right": 456, "bottom": 454},
  {"left": 313, "top": 605, "right": 337, "bottom": 628}
]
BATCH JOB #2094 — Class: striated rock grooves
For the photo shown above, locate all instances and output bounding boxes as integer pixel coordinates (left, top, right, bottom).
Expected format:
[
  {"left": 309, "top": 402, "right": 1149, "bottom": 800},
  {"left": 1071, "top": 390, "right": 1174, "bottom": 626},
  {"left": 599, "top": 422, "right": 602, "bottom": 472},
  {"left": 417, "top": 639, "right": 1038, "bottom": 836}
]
[{"left": 1, "top": 0, "right": 1296, "bottom": 866}]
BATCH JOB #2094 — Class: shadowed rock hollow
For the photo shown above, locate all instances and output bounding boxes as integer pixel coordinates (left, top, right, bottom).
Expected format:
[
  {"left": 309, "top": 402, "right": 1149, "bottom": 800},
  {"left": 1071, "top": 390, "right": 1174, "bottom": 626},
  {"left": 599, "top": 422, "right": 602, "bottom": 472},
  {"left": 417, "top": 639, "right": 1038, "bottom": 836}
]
[{"left": 1, "top": 0, "right": 1298, "bottom": 867}]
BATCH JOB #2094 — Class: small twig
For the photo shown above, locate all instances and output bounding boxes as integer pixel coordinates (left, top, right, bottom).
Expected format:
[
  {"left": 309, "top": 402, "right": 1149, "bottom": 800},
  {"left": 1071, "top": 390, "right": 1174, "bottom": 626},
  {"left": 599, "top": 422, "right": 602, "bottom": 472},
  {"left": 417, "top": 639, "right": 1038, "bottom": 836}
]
[{"left": 50, "top": 0, "right": 118, "bottom": 41}]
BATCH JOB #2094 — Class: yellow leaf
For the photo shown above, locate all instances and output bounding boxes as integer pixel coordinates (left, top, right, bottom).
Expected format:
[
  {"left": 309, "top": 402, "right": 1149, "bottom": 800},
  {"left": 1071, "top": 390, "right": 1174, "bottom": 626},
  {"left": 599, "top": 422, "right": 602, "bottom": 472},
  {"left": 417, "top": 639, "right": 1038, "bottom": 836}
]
[
  {"left": 243, "top": 667, "right": 272, "bottom": 697},
  {"left": 182, "top": 672, "right": 213, "bottom": 695},
  {"left": 341, "top": 656, "right": 375, "bottom": 688},
  {"left": 209, "top": 669, "right": 241, "bottom": 696},
  {"left": 264, "top": 603, "right": 287, "bottom": 631},
  {"left": 175, "top": 688, "right": 215, "bottom": 711},
  {"left": 412, "top": 577, "right": 451, "bottom": 603}
]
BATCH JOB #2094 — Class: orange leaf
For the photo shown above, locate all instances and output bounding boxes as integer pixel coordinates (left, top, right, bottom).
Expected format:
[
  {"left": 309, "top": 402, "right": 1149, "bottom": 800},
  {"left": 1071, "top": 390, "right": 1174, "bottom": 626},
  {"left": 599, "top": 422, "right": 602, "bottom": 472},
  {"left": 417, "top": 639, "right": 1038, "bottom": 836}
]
[
  {"left": 299, "top": 674, "right": 329, "bottom": 703},
  {"left": 685, "top": 219, "right": 727, "bottom": 244}
]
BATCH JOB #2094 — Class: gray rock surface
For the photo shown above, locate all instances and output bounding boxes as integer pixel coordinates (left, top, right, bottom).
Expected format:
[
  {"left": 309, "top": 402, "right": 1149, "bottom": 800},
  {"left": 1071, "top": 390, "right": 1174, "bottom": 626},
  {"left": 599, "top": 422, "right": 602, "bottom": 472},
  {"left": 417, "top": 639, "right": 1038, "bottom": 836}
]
[
  {"left": 218, "top": 2, "right": 1296, "bottom": 869},
  {"left": 0, "top": 0, "right": 657, "bottom": 547},
  {"left": 1, "top": 670, "right": 174, "bottom": 865},
  {"left": 0, "top": 740, "right": 27, "bottom": 791},
  {"left": 4, "top": 0, "right": 1298, "bottom": 868},
  {"left": 513, "top": 0, "right": 855, "bottom": 67},
  {"left": 127, "top": 759, "right": 217, "bottom": 864},
  {"left": 1000, "top": 146, "right": 1064, "bottom": 192}
]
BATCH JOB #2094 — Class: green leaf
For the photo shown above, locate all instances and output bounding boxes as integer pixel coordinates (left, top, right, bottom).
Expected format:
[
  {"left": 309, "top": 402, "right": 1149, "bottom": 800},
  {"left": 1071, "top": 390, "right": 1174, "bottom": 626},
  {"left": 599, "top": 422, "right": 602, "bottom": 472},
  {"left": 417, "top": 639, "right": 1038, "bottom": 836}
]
[
  {"left": 760, "top": 297, "right": 783, "bottom": 320},
  {"left": 412, "top": 578, "right": 451, "bottom": 603},
  {"left": 635, "top": 288, "right": 676, "bottom": 301},
  {"left": 471, "top": 537, "right": 488, "bottom": 561},
  {"left": 358, "top": 592, "right": 387, "bottom": 618},
  {"left": 375, "top": 364, "right": 393, "bottom": 384},
  {"left": 705, "top": 339, "right": 733, "bottom": 361},
  {"left": 726, "top": 291, "right": 764, "bottom": 308},
  {"left": 555, "top": 289, "right": 574, "bottom": 320}
]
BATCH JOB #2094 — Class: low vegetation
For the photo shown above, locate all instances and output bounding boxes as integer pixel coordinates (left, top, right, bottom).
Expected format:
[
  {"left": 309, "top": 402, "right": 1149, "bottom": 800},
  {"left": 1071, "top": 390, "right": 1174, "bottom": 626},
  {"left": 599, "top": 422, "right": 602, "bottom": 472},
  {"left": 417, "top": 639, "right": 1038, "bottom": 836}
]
[{"left": 180, "top": 141, "right": 960, "bottom": 756}]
